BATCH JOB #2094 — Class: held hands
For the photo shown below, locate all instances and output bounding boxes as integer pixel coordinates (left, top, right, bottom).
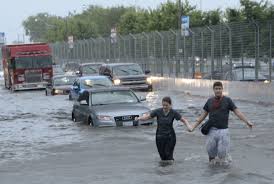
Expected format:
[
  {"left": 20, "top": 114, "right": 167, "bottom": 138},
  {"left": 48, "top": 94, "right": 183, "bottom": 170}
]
[
  {"left": 247, "top": 121, "right": 253, "bottom": 129},
  {"left": 187, "top": 125, "right": 194, "bottom": 132}
]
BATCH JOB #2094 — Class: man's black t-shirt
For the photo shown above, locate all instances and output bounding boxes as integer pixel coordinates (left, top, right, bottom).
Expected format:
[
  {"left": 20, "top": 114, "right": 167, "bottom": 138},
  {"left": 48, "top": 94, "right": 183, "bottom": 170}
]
[
  {"left": 150, "top": 108, "right": 182, "bottom": 136},
  {"left": 203, "top": 96, "right": 237, "bottom": 129}
]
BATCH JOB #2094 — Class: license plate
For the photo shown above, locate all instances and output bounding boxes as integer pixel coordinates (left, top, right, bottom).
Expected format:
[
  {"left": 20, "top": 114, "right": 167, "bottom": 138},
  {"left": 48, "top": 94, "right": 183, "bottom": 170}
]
[{"left": 123, "top": 121, "right": 133, "bottom": 126}]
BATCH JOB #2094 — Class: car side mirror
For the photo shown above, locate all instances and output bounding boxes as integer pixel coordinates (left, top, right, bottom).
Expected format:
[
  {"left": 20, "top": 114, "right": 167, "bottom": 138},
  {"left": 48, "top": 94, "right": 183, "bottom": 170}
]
[
  {"left": 104, "top": 72, "right": 112, "bottom": 79},
  {"left": 79, "top": 100, "right": 88, "bottom": 105},
  {"left": 145, "top": 70, "right": 151, "bottom": 75},
  {"left": 76, "top": 71, "right": 81, "bottom": 76},
  {"left": 139, "top": 96, "right": 146, "bottom": 102},
  {"left": 73, "top": 85, "right": 79, "bottom": 91}
]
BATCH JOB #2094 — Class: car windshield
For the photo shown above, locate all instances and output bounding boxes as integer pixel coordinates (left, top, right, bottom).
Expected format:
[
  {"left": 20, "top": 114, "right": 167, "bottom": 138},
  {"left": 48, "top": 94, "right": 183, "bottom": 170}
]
[
  {"left": 81, "top": 78, "right": 112, "bottom": 89},
  {"left": 64, "top": 63, "right": 79, "bottom": 72},
  {"left": 15, "top": 56, "right": 52, "bottom": 69},
  {"left": 53, "top": 76, "right": 77, "bottom": 86},
  {"left": 234, "top": 68, "right": 266, "bottom": 80},
  {"left": 91, "top": 90, "right": 139, "bottom": 105},
  {"left": 82, "top": 64, "right": 101, "bottom": 74},
  {"left": 113, "top": 64, "right": 144, "bottom": 76}
]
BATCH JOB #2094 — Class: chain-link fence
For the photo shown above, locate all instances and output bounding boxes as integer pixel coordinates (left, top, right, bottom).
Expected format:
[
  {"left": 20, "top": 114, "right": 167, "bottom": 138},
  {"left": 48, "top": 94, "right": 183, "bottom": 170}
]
[{"left": 51, "top": 19, "right": 274, "bottom": 81}]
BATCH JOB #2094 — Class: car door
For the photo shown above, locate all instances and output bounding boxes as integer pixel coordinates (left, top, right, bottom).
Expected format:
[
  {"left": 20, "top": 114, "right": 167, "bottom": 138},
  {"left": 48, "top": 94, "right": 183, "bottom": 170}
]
[
  {"left": 45, "top": 80, "right": 53, "bottom": 95},
  {"left": 77, "top": 94, "right": 90, "bottom": 123},
  {"left": 71, "top": 79, "right": 80, "bottom": 99}
]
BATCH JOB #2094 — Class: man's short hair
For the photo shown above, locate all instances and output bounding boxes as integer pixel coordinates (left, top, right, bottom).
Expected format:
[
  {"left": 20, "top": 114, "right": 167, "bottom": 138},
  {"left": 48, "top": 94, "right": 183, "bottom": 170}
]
[{"left": 213, "top": 81, "right": 223, "bottom": 89}]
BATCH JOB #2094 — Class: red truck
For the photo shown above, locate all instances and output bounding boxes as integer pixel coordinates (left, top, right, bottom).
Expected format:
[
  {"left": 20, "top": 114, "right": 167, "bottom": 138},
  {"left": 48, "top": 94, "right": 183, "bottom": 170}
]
[{"left": 1, "top": 43, "right": 53, "bottom": 91}]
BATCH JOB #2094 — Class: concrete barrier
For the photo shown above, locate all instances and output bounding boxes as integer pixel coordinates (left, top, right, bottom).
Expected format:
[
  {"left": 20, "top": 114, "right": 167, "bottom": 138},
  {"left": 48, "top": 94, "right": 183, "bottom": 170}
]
[{"left": 151, "top": 77, "right": 274, "bottom": 105}]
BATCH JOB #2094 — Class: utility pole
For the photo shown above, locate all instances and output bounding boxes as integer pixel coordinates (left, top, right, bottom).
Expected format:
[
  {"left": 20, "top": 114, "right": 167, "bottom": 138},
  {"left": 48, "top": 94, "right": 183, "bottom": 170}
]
[
  {"left": 176, "top": 0, "right": 182, "bottom": 77},
  {"left": 178, "top": 0, "right": 182, "bottom": 30}
]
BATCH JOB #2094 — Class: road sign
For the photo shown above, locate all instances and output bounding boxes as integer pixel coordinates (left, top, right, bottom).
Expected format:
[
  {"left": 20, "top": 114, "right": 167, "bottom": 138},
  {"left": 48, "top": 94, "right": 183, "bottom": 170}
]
[
  {"left": 68, "top": 35, "right": 74, "bottom": 49},
  {"left": 0, "top": 32, "right": 5, "bottom": 44},
  {"left": 110, "top": 27, "right": 117, "bottom": 43},
  {"left": 181, "top": 16, "right": 190, "bottom": 36}
]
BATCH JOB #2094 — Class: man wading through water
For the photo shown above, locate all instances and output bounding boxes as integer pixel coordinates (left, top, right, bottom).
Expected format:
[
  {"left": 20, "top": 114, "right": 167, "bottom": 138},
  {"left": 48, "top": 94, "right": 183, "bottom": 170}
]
[
  {"left": 192, "top": 81, "right": 253, "bottom": 165},
  {"left": 136, "top": 97, "right": 192, "bottom": 164}
]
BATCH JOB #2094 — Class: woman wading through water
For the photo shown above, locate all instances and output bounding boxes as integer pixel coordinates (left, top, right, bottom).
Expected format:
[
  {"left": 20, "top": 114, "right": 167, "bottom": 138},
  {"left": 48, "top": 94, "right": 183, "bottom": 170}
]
[{"left": 136, "top": 97, "right": 192, "bottom": 164}]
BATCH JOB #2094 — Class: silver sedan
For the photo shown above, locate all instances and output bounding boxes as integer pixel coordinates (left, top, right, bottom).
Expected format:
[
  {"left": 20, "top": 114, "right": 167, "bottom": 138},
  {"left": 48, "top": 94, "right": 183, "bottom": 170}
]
[{"left": 71, "top": 87, "right": 154, "bottom": 127}]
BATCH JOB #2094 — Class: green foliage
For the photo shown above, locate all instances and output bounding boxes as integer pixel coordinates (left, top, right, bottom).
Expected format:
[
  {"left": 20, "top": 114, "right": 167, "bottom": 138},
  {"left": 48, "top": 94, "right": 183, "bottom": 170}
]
[{"left": 22, "top": 0, "right": 274, "bottom": 43}]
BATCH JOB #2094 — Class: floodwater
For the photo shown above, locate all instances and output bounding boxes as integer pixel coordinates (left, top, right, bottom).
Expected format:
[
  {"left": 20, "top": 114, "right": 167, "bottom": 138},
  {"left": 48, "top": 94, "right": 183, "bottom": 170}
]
[{"left": 0, "top": 84, "right": 273, "bottom": 184}]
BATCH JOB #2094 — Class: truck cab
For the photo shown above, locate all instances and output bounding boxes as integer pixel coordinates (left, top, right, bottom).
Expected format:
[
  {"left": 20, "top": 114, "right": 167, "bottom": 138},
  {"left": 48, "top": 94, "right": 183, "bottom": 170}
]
[{"left": 1, "top": 43, "right": 53, "bottom": 91}]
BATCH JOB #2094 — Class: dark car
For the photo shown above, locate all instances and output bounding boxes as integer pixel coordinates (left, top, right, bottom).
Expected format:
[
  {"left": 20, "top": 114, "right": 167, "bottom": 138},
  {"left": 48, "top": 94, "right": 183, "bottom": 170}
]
[
  {"left": 45, "top": 75, "right": 77, "bottom": 96},
  {"left": 62, "top": 62, "right": 80, "bottom": 74},
  {"left": 52, "top": 64, "right": 65, "bottom": 76},
  {"left": 72, "top": 87, "right": 154, "bottom": 127},
  {"left": 69, "top": 76, "right": 113, "bottom": 100},
  {"left": 224, "top": 66, "right": 269, "bottom": 82},
  {"left": 77, "top": 63, "right": 104, "bottom": 76},
  {"left": 99, "top": 63, "right": 153, "bottom": 91}
]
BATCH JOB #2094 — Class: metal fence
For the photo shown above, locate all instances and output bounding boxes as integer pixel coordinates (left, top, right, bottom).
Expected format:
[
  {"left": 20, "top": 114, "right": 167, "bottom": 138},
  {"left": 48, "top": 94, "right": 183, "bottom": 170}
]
[{"left": 51, "top": 19, "right": 274, "bottom": 81}]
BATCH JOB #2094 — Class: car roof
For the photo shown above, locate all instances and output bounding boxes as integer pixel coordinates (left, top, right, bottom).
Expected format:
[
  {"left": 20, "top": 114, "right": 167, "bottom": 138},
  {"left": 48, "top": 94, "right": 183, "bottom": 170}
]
[
  {"left": 53, "top": 74, "right": 77, "bottom": 79},
  {"left": 233, "top": 65, "right": 254, "bottom": 69},
  {"left": 84, "top": 87, "right": 131, "bottom": 93},
  {"left": 103, "top": 63, "right": 140, "bottom": 67},
  {"left": 80, "top": 62, "right": 104, "bottom": 66},
  {"left": 79, "top": 75, "right": 109, "bottom": 80}
]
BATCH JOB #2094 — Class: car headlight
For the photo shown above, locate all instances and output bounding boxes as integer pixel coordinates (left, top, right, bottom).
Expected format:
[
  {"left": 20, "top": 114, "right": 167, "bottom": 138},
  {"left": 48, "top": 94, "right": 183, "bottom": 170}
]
[
  {"left": 54, "top": 89, "right": 63, "bottom": 94},
  {"left": 114, "top": 79, "right": 121, "bottom": 85},
  {"left": 97, "top": 115, "right": 113, "bottom": 121},
  {"left": 146, "top": 77, "right": 152, "bottom": 84},
  {"left": 264, "top": 80, "right": 270, "bottom": 84}
]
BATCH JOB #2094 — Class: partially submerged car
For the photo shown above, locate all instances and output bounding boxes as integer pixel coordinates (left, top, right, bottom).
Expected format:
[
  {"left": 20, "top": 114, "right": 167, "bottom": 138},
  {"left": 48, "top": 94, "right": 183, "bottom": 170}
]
[
  {"left": 77, "top": 63, "right": 104, "bottom": 76},
  {"left": 99, "top": 63, "right": 153, "bottom": 91},
  {"left": 62, "top": 62, "right": 80, "bottom": 74},
  {"left": 52, "top": 64, "right": 65, "bottom": 76},
  {"left": 72, "top": 87, "right": 154, "bottom": 127},
  {"left": 69, "top": 76, "right": 113, "bottom": 100},
  {"left": 224, "top": 66, "right": 269, "bottom": 82},
  {"left": 45, "top": 75, "right": 77, "bottom": 96}
]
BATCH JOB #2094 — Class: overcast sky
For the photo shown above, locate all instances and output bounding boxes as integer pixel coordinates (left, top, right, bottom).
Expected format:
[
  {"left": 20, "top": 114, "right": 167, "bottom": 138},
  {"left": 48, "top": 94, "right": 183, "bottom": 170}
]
[{"left": 0, "top": 0, "right": 267, "bottom": 43}]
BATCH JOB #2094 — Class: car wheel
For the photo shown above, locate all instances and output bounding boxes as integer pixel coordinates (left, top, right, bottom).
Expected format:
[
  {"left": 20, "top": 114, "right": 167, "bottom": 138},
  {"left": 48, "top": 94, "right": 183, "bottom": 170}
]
[
  {"left": 133, "top": 120, "right": 139, "bottom": 126},
  {"left": 72, "top": 113, "right": 77, "bottom": 122},
  {"left": 88, "top": 117, "right": 94, "bottom": 126},
  {"left": 147, "top": 86, "right": 153, "bottom": 92},
  {"left": 69, "top": 93, "right": 72, "bottom": 100}
]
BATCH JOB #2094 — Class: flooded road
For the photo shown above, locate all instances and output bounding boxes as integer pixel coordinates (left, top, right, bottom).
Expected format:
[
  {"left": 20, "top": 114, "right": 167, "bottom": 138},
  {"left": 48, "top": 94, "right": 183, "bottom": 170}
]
[{"left": 0, "top": 84, "right": 273, "bottom": 184}]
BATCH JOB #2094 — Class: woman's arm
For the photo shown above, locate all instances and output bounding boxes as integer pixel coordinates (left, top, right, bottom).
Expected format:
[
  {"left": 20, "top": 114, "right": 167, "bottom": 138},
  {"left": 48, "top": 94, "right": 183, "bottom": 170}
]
[
  {"left": 135, "top": 113, "right": 152, "bottom": 121},
  {"left": 180, "top": 117, "right": 193, "bottom": 132},
  {"left": 192, "top": 111, "right": 209, "bottom": 131}
]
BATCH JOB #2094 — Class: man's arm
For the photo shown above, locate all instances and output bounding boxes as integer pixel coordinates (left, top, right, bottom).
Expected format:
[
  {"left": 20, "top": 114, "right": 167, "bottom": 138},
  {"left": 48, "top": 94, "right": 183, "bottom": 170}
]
[
  {"left": 233, "top": 108, "right": 253, "bottom": 129},
  {"left": 192, "top": 111, "right": 209, "bottom": 131}
]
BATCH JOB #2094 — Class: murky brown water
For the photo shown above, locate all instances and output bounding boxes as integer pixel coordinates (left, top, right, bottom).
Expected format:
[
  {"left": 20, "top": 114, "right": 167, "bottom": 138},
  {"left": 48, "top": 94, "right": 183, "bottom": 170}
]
[{"left": 0, "top": 84, "right": 273, "bottom": 183}]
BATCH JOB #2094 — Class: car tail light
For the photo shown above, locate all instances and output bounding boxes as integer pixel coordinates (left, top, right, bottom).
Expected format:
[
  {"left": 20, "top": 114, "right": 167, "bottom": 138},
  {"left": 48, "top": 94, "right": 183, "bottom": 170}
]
[
  {"left": 17, "top": 74, "right": 25, "bottom": 82},
  {"left": 43, "top": 73, "right": 50, "bottom": 80}
]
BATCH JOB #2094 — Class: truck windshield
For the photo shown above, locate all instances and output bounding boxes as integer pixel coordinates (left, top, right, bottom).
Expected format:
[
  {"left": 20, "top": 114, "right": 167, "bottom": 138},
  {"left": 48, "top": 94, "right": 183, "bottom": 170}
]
[
  {"left": 15, "top": 56, "right": 52, "bottom": 69},
  {"left": 113, "top": 64, "right": 144, "bottom": 76}
]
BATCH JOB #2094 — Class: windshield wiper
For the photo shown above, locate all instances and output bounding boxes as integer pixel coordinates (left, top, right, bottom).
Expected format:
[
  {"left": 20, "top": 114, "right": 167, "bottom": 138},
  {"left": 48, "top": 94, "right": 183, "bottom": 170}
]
[
  {"left": 93, "top": 84, "right": 108, "bottom": 87},
  {"left": 130, "top": 69, "right": 141, "bottom": 73},
  {"left": 94, "top": 103, "right": 107, "bottom": 106},
  {"left": 118, "top": 69, "right": 130, "bottom": 74}
]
